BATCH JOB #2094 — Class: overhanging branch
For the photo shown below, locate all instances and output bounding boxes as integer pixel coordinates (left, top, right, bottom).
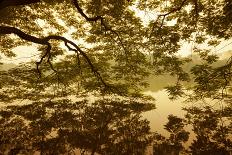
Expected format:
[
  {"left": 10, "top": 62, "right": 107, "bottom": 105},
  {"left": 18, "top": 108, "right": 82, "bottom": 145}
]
[
  {"left": 72, "top": 0, "right": 128, "bottom": 60},
  {"left": 159, "top": 0, "right": 188, "bottom": 17},
  {"left": 151, "top": 0, "right": 188, "bottom": 34},
  {"left": 72, "top": 0, "right": 102, "bottom": 22},
  {"left": 0, "top": 0, "right": 40, "bottom": 10},
  {"left": 0, "top": 25, "right": 107, "bottom": 87}
]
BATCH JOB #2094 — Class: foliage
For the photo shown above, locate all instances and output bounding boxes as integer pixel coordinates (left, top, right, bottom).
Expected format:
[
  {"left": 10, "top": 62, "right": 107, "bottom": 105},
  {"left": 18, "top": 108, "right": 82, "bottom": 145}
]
[
  {"left": 153, "top": 115, "right": 189, "bottom": 155},
  {"left": 0, "top": 0, "right": 232, "bottom": 154},
  {"left": 184, "top": 105, "right": 232, "bottom": 155},
  {"left": 0, "top": 98, "right": 154, "bottom": 154}
]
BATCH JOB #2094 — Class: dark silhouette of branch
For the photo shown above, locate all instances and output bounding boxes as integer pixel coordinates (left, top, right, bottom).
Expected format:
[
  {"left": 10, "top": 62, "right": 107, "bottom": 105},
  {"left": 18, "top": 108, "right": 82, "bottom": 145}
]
[
  {"left": 159, "top": 0, "right": 188, "bottom": 17},
  {"left": 35, "top": 45, "right": 50, "bottom": 77},
  {"left": 0, "top": 25, "right": 107, "bottom": 87},
  {"left": 0, "top": 0, "right": 40, "bottom": 10},
  {"left": 72, "top": 0, "right": 109, "bottom": 31},
  {"left": 72, "top": 0, "right": 102, "bottom": 22},
  {"left": 151, "top": 0, "right": 188, "bottom": 34},
  {"left": 72, "top": 0, "right": 128, "bottom": 59},
  {"left": 64, "top": 41, "right": 81, "bottom": 73},
  {"left": 0, "top": 26, "right": 49, "bottom": 44},
  {"left": 46, "top": 44, "right": 58, "bottom": 74}
]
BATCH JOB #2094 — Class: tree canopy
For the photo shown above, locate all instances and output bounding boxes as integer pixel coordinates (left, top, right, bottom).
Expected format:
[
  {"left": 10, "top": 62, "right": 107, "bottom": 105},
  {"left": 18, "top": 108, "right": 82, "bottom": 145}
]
[{"left": 0, "top": 0, "right": 232, "bottom": 154}]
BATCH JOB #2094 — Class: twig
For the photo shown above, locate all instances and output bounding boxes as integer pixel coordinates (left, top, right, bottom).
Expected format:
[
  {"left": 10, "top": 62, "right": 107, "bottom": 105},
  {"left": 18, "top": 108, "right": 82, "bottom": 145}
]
[{"left": 0, "top": 25, "right": 108, "bottom": 87}]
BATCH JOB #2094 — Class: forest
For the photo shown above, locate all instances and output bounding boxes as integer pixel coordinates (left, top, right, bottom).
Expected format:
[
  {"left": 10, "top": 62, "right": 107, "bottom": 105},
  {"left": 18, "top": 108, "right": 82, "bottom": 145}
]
[{"left": 0, "top": 0, "right": 231, "bottom": 154}]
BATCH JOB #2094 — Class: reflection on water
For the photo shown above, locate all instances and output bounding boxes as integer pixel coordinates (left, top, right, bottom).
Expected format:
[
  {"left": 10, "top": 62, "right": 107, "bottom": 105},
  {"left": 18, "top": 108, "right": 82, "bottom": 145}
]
[
  {"left": 143, "top": 90, "right": 186, "bottom": 134},
  {"left": 1, "top": 89, "right": 232, "bottom": 154},
  {"left": 144, "top": 90, "right": 232, "bottom": 155},
  {"left": 0, "top": 98, "right": 154, "bottom": 155},
  {"left": 143, "top": 90, "right": 196, "bottom": 147}
]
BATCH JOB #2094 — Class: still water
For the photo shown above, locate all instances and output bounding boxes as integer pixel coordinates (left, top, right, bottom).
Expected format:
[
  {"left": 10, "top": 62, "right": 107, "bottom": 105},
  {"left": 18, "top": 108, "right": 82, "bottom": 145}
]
[
  {"left": 143, "top": 90, "right": 186, "bottom": 134},
  {"left": 143, "top": 90, "right": 197, "bottom": 147}
]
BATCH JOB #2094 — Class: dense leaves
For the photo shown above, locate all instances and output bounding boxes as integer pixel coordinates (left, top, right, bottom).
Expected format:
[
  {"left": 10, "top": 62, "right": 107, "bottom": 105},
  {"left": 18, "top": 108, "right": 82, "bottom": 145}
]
[
  {"left": 0, "top": 0, "right": 232, "bottom": 154},
  {"left": 0, "top": 99, "right": 155, "bottom": 154}
]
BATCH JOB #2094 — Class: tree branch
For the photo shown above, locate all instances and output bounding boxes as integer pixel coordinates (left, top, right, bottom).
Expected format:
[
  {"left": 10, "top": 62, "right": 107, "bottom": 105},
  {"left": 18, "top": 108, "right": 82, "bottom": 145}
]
[
  {"left": 0, "top": 26, "right": 48, "bottom": 44},
  {"left": 0, "top": 25, "right": 107, "bottom": 87},
  {"left": 151, "top": 0, "right": 188, "bottom": 34},
  {"left": 72, "top": 0, "right": 128, "bottom": 61},
  {"left": 0, "top": 0, "right": 40, "bottom": 10},
  {"left": 159, "top": 0, "right": 188, "bottom": 17},
  {"left": 72, "top": 0, "right": 103, "bottom": 22},
  {"left": 35, "top": 44, "right": 50, "bottom": 77}
]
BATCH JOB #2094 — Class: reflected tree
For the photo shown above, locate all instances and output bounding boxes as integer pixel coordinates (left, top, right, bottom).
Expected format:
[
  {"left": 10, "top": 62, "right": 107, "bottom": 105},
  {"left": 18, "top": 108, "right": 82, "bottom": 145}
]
[
  {"left": 184, "top": 105, "right": 232, "bottom": 155},
  {"left": 0, "top": 99, "right": 155, "bottom": 154},
  {"left": 153, "top": 115, "right": 189, "bottom": 155},
  {"left": 0, "top": 0, "right": 232, "bottom": 154}
]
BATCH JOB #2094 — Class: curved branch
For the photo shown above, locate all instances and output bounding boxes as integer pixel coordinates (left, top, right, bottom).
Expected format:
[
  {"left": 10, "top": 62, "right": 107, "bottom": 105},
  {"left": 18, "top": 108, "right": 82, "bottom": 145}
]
[
  {"left": 72, "top": 0, "right": 102, "bottom": 22},
  {"left": 0, "top": 26, "right": 48, "bottom": 44},
  {"left": 0, "top": 25, "right": 107, "bottom": 87},
  {"left": 159, "top": 0, "right": 188, "bottom": 18},
  {"left": 72, "top": 0, "right": 110, "bottom": 31},
  {"left": 36, "top": 44, "right": 50, "bottom": 77},
  {"left": 151, "top": 0, "right": 188, "bottom": 34},
  {"left": 72, "top": 0, "right": 128, "bottom": 61}
]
